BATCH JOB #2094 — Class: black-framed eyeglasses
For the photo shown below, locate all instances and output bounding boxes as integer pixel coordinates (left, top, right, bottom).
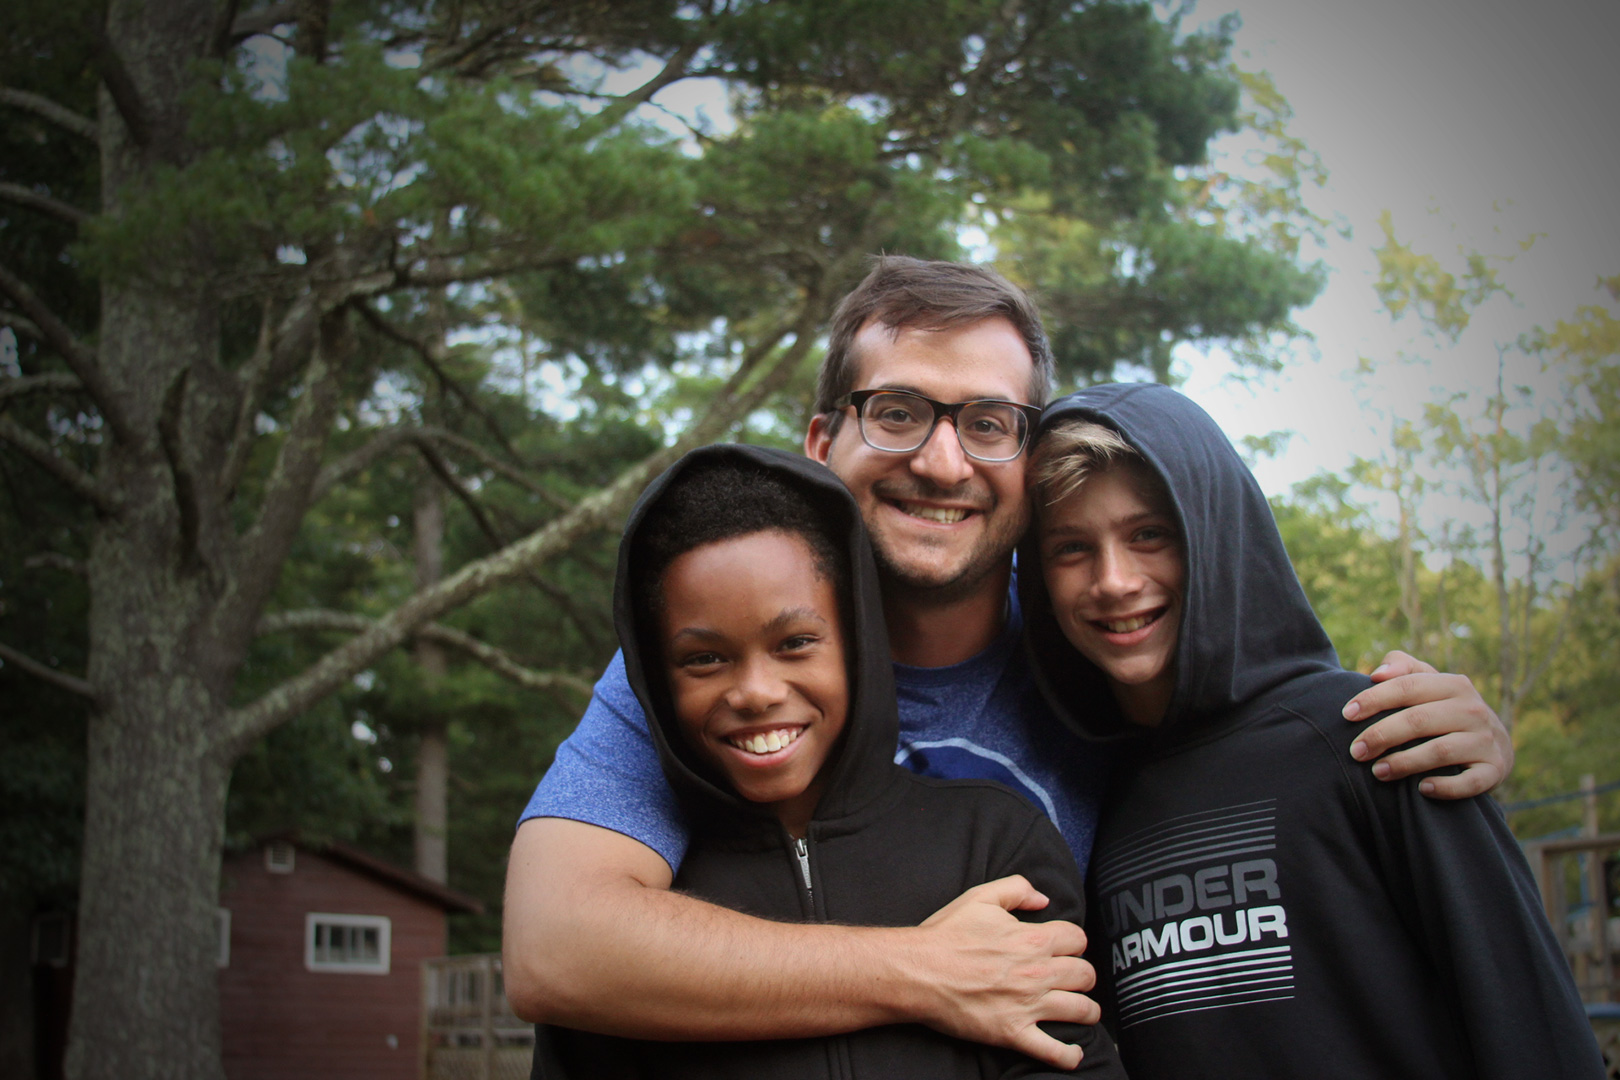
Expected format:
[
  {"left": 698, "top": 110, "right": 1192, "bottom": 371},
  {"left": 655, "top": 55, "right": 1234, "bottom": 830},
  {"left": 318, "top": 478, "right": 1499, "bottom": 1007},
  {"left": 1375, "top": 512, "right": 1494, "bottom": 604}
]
[{"left": 831, "top": 389, "right": 1043, "bottom": 463}]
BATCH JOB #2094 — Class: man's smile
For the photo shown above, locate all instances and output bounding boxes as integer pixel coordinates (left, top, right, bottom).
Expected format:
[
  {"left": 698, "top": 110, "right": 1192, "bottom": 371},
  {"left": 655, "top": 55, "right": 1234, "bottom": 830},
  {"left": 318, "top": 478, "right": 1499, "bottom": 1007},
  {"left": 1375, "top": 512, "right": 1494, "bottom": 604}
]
[{"left": 892, "top": 500, "right": 971, "bottom": 525}]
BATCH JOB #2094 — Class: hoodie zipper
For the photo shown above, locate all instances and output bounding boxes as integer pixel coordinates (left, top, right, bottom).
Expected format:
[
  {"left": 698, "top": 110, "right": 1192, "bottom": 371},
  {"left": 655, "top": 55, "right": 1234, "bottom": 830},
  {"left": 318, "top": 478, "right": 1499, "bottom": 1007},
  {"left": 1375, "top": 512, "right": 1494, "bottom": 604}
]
[{"left": 793, "top": 836, "right": 813, "bottom": 900}]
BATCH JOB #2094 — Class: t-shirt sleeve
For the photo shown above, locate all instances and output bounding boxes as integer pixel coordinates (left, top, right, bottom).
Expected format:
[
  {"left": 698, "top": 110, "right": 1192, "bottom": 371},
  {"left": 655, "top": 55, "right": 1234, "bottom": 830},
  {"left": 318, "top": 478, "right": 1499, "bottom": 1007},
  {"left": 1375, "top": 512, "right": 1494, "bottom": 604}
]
[{"left": 518, "top": 650, "right": 690, "bottom": 873}]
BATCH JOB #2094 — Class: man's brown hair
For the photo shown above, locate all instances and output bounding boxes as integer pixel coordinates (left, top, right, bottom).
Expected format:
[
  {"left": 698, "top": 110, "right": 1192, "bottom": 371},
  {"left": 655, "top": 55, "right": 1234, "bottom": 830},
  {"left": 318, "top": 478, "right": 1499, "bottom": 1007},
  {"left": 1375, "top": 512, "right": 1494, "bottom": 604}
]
[{"left": 814, "top": 256, "right": 1055, "bottom": 434}]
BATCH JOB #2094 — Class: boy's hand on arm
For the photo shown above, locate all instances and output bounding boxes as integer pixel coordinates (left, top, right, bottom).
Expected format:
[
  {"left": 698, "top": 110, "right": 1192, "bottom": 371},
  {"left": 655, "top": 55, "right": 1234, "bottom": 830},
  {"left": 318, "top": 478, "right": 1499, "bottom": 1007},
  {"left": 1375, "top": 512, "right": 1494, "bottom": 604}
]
[
  {"left": 502, "top": 822, "right": 1098, "bottom": 1066},
  {"left": 1341, "top": 649, "right": 1513, "bottom": 799},
  {"left": 907, "top": 875, "right": 1099, "bottom": 1071}
]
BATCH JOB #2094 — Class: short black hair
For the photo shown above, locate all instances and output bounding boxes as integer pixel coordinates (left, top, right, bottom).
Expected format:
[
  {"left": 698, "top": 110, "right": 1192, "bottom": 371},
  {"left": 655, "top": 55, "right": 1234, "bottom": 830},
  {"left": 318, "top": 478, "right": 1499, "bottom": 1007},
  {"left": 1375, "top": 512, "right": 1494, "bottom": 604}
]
[{"left": 632, "top": 457, "right": 850, "bottom": 621}]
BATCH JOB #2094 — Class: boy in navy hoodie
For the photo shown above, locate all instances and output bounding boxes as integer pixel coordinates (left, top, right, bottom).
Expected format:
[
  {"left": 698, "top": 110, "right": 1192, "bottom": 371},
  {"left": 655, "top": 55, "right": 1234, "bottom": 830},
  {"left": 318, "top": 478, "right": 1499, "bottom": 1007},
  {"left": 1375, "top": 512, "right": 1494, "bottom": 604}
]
[
  {"left": 535, "top": 442, "right": 1126, "bottom": 1079},
  {"left": 1018, "top": 383, "right": 1599, "bottom": 1080}
]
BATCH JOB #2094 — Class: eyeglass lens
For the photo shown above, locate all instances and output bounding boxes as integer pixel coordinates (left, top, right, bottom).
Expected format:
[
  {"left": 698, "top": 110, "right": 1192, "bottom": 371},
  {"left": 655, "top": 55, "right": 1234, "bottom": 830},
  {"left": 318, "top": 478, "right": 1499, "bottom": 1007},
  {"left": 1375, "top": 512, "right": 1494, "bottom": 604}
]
[{"left": 857, "top": 391, "right": 1026, "bottom": 461}]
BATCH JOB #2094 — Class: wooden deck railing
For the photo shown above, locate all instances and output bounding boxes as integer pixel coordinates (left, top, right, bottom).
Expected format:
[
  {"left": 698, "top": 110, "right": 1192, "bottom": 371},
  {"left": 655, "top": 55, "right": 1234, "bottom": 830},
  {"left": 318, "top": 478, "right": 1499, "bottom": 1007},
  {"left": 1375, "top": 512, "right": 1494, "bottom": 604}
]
[{"left": 421, "top": 954, "right": 534, "bottom": 1080}]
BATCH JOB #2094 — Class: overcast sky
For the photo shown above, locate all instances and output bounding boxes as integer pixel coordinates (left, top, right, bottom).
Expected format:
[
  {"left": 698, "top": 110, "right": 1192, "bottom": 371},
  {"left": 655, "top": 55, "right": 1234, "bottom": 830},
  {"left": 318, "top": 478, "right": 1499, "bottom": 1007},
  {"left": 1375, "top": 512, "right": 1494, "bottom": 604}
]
[{"left": 1181, "top": 0, "right": 1620, "bottom": 498}]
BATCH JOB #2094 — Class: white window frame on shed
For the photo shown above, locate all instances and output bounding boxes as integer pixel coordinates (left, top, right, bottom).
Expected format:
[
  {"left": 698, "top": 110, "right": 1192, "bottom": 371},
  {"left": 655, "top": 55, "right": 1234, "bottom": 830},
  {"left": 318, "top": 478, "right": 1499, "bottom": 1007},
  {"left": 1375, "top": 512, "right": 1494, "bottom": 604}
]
[{"left": 305, "top": 913, "right": 391, "bottom": 974}]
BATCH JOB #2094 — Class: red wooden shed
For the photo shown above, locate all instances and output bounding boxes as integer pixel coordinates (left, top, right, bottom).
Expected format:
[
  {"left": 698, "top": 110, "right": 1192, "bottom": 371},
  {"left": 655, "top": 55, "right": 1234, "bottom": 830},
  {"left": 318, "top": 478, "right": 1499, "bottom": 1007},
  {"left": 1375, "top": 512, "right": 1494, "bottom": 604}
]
[{"left": 218, "top": 837, "right": 482, "bottom": 1080}]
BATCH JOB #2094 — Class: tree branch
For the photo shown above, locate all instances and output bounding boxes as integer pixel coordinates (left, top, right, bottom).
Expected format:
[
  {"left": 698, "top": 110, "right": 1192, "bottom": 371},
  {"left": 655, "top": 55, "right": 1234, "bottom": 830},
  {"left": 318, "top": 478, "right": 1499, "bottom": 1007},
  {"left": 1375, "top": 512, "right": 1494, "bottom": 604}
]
[
  {"left": 309, "top": 422, "right": 568, "bottom": 511},
  {"left": 255, "top": 609, "right": 593, "bottom": 698},
  {"left": 230, "top": 3, "right": 298, "bottom": 43},
  {"left": 416, "top": 440, "right": 505, "bottom": 551},
  {"left": 24, "top": 551, "right": 86, "bottom": 575},
  {"left": 225, "top": 314, "right": 350, "bottom": 637},
  {"left": 0, "top": 416, "right": 117, "bottom": 515},
  {"left": 430, "top": 427, "right": 570, "bottom": 511},
  {"left": 309, "top": 423, "right": 421, "bottom": 503},
  {"left": 0, "top": 182, "right": 91, "bottom": 226},
  {"left": 414, "top": 441, "right": 601, "bottom": 648},
  {"left": 583, "top": 40, "right": 701, "bottom": 135},
  {"left": 0, "top": 87, "right": 99, "bottom": 141},
  {"left": 355, "top": 301, "right": 524, "bottom": 461},
  {"left": 220, "top": 301, "right": 826, "bottom": 752},
  {"left": 220, "top": 296, "right": 277, "bottom": 498},
  {"left": 0, "top": 261, "right": 136, "bottom": 446},
  {"left": 0, "top": 373, "right": 84, "bottom": 405},
  {"left": 0, "top": 640, "right": 95, "bottom": 699},
  {"left": 86, "top": 16, "right": 150, "bottom": 147},
  {"left": 157, "top": 367, "right": 202, "bottom": 572}
]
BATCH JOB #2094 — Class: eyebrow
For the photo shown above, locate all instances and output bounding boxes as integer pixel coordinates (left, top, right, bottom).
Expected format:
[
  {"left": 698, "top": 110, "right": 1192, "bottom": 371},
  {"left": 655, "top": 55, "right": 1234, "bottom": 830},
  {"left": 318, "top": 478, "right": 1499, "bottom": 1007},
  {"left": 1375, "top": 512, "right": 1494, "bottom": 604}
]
[
  {"left": 872, "top": 383, "right": 1024, "bottom": 404},
  {"left": 666, "top": 606, "right": 832, "bottom": 645},
  {"left": 1042, "top": 510, "right": 1167, "bottom": 536}
]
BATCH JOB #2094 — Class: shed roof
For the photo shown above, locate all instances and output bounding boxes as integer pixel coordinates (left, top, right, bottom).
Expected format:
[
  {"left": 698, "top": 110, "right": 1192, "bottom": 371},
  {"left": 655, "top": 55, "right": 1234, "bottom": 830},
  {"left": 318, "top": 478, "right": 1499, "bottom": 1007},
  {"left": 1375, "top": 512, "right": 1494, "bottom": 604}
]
[{"left": 251, "top": 832, "right": 484, "bottom": 915}]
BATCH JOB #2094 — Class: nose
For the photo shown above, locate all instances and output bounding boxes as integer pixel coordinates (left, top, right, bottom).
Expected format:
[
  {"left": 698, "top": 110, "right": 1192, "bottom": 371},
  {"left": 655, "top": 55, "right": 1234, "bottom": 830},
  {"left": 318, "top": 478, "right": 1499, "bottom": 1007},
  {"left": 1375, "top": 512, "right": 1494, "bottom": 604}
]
[
  {"left": 908, "top": 416, "right": 975, "bottom": 488},
  {"left": 1092, "top": 541, "right": 1144, "bottom": 599},
  {"left": 724, "top": 655, "right": 787, "bottom": 715}
]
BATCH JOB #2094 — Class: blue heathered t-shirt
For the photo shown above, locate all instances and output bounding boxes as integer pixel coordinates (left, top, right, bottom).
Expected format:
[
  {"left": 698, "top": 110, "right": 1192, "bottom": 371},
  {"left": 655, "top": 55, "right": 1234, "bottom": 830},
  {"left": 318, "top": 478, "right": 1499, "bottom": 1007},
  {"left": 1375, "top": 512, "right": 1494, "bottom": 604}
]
[{"left": 521, "top": 581, "right": 1114, "bottom": 873}]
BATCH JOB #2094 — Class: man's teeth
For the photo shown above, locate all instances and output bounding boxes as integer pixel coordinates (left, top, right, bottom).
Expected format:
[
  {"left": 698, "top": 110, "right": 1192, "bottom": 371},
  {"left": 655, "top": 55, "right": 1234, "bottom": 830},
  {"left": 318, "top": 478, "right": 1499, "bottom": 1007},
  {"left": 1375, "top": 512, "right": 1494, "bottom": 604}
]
[
  {"left": 1102, "top": 613, "right": 1158, "bottom": 633},
  {"left": 730, "top": 728, "right": 804, "bottom": 755},
  {"left": 901, "top": 503, "right": 968, "bottom": 524}
]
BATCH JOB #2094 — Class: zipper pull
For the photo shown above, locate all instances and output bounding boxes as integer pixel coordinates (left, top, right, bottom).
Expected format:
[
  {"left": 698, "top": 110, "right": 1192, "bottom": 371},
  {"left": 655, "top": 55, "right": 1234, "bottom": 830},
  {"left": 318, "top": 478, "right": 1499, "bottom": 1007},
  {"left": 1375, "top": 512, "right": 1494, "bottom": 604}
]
[{"left": 793, "top": 837, "right": 812, "bottom": 895}]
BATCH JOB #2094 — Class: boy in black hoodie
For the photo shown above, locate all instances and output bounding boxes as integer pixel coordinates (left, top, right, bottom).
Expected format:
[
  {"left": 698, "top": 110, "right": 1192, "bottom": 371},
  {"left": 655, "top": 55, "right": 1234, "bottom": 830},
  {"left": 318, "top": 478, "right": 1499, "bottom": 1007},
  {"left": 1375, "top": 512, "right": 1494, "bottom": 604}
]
[
  {"left": 536, "top": 442, "right": 1126, "bottom": 1079},
  {"left": 1017, "top": 383, "right": 1600, "bottom": 1079}
]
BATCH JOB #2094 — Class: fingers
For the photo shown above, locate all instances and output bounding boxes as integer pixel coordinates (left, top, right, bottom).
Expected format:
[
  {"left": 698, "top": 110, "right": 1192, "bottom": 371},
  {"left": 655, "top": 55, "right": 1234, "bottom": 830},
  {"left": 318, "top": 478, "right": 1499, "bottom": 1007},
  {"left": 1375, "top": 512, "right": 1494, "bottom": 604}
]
[
  {"left": 1413, "top": 766, "right": 1502, "bottom": 800},
  {"left": 1343, "top": 670, "right": 1513, "bottom": 799},
  {"left": 1369, "top": 649, "right": 1438, "bottom": 680},
  {"left": 968, "top": 874, "right": 1051, "bottom": 914},
  {"left": 1362, "top": 729, "right": 1495, "bottom": 781},
  {"left": 1043, "top": 971, "right": 1100, "bottom": 1016},
  {"left": 1010, "top": 1013, "right": 1086, "bottom": 1070},
  {"left": 1342, "top": 671, "right": 1475, "bottom": 726}
]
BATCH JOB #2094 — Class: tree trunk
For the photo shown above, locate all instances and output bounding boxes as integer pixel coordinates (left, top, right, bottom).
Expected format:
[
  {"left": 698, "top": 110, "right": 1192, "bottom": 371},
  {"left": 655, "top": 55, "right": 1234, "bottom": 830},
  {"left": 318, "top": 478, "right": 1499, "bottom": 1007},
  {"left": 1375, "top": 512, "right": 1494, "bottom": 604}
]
[
  {"left": 67, "top": 692, "right": 230, "bottom": 1080},
  {"left": 67, "top": 349, "right": 234, "bottom": 1079},
  {"left": 68, "top": 0, "right": 231, "bottom": 1060},
  {"left": 413, "top": 481, "right": 449, "bottom": 884}
]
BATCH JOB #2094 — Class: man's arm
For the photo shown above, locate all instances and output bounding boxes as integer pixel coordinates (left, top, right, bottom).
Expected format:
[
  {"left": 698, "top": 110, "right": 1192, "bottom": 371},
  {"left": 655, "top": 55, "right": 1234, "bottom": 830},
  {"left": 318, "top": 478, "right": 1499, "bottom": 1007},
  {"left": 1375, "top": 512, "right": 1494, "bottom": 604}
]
[
  {"left": 1340, "top": 650, "right": 1513, "bottom": 799},
  {"left": 502, "top": 817, "right": 1101, "bottom": 1070}
]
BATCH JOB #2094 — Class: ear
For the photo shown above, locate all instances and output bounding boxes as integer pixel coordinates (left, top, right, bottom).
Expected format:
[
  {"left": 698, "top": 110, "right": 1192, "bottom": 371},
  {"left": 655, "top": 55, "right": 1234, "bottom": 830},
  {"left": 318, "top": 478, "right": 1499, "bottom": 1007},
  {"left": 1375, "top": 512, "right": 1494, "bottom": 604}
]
[{"left": 804, "top": 412, "right": 835, "bottom": 464}]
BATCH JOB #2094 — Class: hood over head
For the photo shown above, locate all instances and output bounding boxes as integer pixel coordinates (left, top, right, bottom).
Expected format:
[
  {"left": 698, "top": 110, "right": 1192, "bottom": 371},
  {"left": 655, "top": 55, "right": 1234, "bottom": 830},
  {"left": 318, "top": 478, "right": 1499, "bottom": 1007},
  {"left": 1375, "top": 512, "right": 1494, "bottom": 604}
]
[
  {"left": 1019, "top": 383, "right": 1340, "bottom": 740},
  {"left": 615, "top": 443, "right": 901, "bottom": 836}
]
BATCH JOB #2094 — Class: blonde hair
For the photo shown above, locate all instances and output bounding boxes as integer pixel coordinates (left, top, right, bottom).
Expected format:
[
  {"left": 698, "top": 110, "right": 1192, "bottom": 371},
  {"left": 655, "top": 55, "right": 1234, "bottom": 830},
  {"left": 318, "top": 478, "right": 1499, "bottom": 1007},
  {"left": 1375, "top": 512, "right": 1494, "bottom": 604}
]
[{"left": 1029, "top": 418, "right": 1140, "bottom": 509}]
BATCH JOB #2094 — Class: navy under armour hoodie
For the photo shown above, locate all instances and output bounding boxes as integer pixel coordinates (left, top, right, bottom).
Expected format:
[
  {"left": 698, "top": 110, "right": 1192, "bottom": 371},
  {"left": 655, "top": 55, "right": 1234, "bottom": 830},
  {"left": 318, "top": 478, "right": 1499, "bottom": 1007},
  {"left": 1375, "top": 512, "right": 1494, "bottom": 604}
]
[{"left": 1017, "top": 383, "right": 1600, "bottom": 1079}]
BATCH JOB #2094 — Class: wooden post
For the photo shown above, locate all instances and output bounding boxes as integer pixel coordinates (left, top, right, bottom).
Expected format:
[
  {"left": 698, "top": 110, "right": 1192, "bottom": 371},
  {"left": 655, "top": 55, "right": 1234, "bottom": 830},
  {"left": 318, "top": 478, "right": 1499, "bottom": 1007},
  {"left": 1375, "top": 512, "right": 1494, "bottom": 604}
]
[
  {"left": 481, "top": 955, "right": 495, "bottom": 1080},
  {"left": 1585, "top": 776, "right": 1615, "bottom": 1002},
  {"left": 420, "top": 958, "right": 434, "bottom": 1080}
]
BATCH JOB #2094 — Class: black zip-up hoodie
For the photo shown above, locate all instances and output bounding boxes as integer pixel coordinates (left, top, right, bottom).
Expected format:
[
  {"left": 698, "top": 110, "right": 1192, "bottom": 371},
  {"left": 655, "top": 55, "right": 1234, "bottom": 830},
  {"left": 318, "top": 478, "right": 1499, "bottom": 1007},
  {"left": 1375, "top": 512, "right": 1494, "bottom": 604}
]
[
  {"left": 1018, "top": 384, "right": 1600, "bottom": 1079},
  {"left": 535, "top": 443, "right": 1126, "bottom": 1080}
]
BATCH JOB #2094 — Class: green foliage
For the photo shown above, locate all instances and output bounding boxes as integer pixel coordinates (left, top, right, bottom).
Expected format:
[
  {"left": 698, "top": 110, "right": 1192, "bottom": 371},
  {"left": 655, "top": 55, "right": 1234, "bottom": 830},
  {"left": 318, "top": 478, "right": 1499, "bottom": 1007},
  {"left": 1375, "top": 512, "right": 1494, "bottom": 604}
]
[{"left": 1274, "top": 219, "right": 1618, "bottom": 831}]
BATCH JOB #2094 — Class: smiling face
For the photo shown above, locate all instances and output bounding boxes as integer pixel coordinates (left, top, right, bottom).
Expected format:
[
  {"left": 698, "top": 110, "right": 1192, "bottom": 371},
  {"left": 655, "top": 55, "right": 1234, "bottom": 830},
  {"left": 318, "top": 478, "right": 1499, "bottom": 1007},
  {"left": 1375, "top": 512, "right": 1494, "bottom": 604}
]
[
  {"left": 805, "top": 316, "right": 1034, "bottom": 603},
  {"left": 1039, "top": 459, "right": 1185, "bottom": 727},
  {"left": 658, "top": 529, "right": 849, "bottom": 837}
]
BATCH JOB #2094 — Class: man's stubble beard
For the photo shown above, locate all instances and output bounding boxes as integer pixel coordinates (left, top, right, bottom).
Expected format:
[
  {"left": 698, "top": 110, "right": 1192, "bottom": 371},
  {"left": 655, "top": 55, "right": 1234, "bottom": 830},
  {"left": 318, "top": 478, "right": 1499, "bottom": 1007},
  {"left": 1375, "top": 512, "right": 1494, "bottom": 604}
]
[{"left": 867, "top": 498, "right": 1030, "bottom": 608}]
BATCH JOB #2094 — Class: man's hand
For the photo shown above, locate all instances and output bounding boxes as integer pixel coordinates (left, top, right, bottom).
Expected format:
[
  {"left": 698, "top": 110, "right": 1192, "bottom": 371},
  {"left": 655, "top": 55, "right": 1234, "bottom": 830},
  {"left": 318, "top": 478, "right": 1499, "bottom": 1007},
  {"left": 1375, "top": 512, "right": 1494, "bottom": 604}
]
[
  {"left": 503, "top": 821, "right": 1101, "bottom": 1063},
  {"left": 910, "top": 875, "right": 1098, "bottom": 1070},
  {"left": 1341, "top": 649, "right": 1513, "bottom": 799}
]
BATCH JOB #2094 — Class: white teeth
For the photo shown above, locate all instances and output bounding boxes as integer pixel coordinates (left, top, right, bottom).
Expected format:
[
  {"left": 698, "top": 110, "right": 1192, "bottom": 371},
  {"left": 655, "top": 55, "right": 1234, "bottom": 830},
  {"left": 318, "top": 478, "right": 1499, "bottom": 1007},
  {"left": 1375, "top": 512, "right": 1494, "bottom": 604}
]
[
  {"left": 1103, "top": 614, "right": 1155, "bottom": 633},
  {"left": 731, "top": 728, "right": 803, "bottom": 755},
  {"left": 901, "top": 503, "right": 968, "bottom": 524}
]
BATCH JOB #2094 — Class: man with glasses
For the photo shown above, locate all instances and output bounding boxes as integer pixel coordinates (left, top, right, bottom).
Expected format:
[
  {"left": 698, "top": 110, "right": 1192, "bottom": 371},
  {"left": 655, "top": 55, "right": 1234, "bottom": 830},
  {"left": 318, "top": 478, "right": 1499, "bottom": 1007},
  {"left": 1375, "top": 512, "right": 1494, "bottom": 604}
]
[{"left": 503, "top": 257, "right": 1513, "bottom": 1070}]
